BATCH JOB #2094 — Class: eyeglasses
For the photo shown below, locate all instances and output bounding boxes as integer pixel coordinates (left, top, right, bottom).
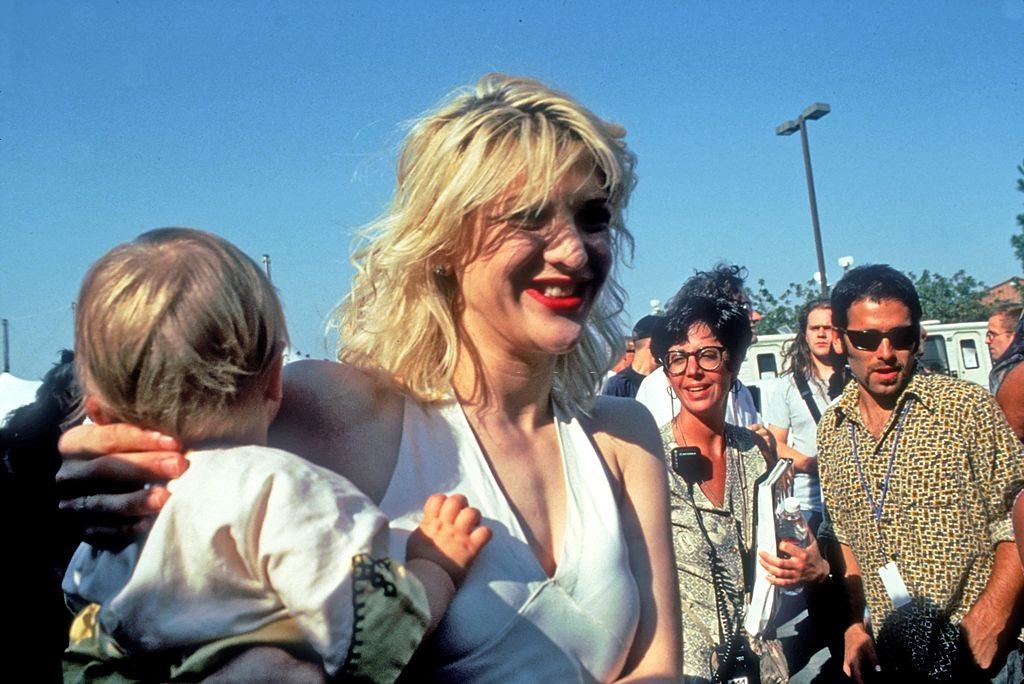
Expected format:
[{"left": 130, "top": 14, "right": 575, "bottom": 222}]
[
  {"left": 986, "top": 330, "right": 1012, "bottom": 341},
  {"left": 838, "top": 325, "right": 918, "bottom": 352},
  {"left": 664, "top": 346, "right": 727, "bottom": 375}
]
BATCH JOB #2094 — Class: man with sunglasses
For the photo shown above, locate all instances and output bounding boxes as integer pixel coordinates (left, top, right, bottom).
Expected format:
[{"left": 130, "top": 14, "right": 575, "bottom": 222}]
[{"left": 817, "top": 264, "right": 1024, "bottom": 683}]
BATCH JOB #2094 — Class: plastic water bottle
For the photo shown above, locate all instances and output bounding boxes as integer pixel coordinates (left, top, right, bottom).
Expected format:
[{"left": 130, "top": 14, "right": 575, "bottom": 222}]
[{"left": 777, "top": 496, "right": 810, "bottom": 597}]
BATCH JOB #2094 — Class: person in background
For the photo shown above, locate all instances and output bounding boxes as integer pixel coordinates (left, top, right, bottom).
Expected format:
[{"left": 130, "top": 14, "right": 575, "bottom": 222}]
[
  {"left": 602, "top": 314, "right": 663, "bottom": 398},
  {"left": 987, "top": 304, "right": 1023, "bottom": 366},
  {"left": 763, "top": 299, "right": 837, "bottom": 538},
  {"left": 609, "top": 337, "right": 636, "bottom": 374},
  {"left": 0, "top": 350, "right": 82, "bottom": 681},
  {"left": 988, "top": 303, "right": 1024, "bottom": 397},
  {"left": 988, "top": 305, "right": 1024, "bottom": 441},
  {"left": 818, "top": 264, "right": 1024, "bottom": 683},
  {"left": 760, "top": 299, "right": 843, "bottom": 675},
  {"left": 635, "top": 264, "right": 770, "bottom": 457}
]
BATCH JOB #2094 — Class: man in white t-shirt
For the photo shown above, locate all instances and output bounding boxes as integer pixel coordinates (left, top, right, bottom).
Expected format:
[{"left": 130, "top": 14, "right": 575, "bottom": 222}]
[{"left": 762, "top": 300, "right": 838, "bottom": 532}]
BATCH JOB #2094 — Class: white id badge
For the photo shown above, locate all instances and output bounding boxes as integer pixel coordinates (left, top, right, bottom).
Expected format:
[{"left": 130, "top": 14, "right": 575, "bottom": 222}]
[{"left": 878, "top": 561, "right": 911, "bottom": 609}]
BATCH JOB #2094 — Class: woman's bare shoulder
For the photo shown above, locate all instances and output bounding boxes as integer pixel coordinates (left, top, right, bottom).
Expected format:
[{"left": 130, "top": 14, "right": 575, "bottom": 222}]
[
  {"left": 584, "top": 396, "right": 662, "bottom": 447},
  {"left": 281, "top": 360, "right": 397, "bottom": 413},
  {"left": 272, "top": 360, "right": 404, "bottom": 500},
  {"left": 580, "top": 396, "right": 665, "bottom": 480}
]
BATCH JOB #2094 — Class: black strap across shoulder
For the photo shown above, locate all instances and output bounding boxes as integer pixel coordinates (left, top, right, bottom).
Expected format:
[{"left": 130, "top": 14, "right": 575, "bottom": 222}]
[{"left": 794, "top": 373, "right": 822, "bottom": 424}]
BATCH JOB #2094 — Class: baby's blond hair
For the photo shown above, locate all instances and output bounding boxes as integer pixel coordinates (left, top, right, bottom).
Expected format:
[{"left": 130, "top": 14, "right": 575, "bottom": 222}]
[
  {"left": 75, "top": 228, "right": 288, "bottom": 443},
  {"left": 334, "top": 74, "right": 636, "bottom": 412}
]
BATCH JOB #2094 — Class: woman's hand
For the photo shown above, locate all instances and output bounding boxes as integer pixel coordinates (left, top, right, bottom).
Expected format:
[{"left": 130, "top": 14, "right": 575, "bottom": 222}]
[
  {"left": 57, "top": 423, "right": 186, "bottom": 548},
  {"left": 758, "top": 530, "right": 830, "bottom": 586}
]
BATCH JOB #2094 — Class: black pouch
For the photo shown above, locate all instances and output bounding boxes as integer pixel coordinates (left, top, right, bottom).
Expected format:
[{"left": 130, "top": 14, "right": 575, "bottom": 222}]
[{"left": 713, "top": 631, "right": 761, "bottom": 684}]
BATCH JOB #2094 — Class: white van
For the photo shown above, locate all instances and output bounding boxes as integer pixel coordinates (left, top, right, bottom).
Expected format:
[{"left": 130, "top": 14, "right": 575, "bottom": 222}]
[
  {"left": 738, "top": 320, "right": 991, "bottom": 408},
  {"left": 917, "top": 320, "right": 990, "bottom": 387}
]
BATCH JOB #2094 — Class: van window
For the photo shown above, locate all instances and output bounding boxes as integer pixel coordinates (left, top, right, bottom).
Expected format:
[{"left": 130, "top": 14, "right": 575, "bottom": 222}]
[
  {"left": 960, "top": 339, "right": 980, "bottom": 370},
  {"left": 757, "top": 353, "right": 778, "bottom": 379},
  {"left": 921, "top": 336, "right": 951, "bottom": 375}
]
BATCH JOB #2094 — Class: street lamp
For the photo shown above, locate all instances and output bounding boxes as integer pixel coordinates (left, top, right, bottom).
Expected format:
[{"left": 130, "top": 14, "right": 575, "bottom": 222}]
[{"left": 776, "top": 102, "right": 831, "bottom": 295}]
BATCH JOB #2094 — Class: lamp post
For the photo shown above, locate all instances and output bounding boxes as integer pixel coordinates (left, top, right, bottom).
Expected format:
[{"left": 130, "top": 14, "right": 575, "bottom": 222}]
[
  {"left": 2, "top": 318, "right": 9, "bottom": 373},
  {"left": 776, "top": 102, "right": 831, "bottom": 295}
]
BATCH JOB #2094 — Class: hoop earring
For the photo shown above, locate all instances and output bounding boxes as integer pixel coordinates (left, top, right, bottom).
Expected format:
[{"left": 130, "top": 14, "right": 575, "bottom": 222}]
[{"left": 666, "top": 384, "right": 679, "bottom": 419}]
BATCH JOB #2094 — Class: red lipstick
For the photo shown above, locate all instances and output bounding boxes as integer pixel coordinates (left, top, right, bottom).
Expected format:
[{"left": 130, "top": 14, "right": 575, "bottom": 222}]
[{"left": 525, "top": 278, "right": 588, "bottom": 312}]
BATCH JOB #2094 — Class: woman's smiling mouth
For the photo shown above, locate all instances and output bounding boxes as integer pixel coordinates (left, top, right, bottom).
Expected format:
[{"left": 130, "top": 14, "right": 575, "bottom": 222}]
[{"left": 525, "top": 278, "right": 590, "bottom": 312}]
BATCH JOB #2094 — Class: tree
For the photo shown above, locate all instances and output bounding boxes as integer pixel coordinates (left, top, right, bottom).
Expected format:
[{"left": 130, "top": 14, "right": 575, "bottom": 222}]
[
  {"left": 750, "top": 269, "right": 991, "bottom": 333},
  {"left": 1011, "top": 160, "right": 1024, "bottom": 272},
  {"left": 909, "top": 269, "right": 990, "bottom": 323},
  {"left": 747, "top": 278, "right": 821, "bottom": 334}
]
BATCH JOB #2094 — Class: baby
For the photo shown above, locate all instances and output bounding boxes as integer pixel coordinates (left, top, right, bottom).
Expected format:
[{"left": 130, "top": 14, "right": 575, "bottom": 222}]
[{"left": 62, "top": 227, "right": 490, "bottom": 681}]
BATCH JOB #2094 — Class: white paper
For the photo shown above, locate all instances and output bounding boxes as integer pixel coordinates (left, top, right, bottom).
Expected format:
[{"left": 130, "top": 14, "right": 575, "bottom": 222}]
[
  {"left": 878, "top": 561, "right": 911, "bottom": 609},
  {"left": 743, "top": 458, "right": 794, "bottom": 637}
]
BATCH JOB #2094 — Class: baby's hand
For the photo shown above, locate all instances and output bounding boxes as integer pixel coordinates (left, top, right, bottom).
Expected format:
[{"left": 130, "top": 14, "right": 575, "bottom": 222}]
[{"left": 406, "top": 493, "right": 491, "bottom": 586}]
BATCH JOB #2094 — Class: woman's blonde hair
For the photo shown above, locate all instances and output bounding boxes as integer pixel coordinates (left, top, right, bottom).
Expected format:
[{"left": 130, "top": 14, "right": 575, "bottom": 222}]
[
  {"left": 334, "top": 74, "right": 636, "bottom": 412},
  {"left": 75, "top": 228, "right": 288, "bottom": 443}
]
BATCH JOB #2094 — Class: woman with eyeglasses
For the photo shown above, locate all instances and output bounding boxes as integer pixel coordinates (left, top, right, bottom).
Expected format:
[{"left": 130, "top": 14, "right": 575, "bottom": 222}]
[{"left": 648, "top": 294, "right": 771, "bottom": 682}]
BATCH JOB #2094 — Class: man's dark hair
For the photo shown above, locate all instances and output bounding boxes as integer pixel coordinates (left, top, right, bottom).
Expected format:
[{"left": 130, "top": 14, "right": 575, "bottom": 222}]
[
  {"left": 830, "top": 264, "right": 922, "bottom": 331},
  {"left": 631, "top": 314, "right": 663, "bottom": 341},
  {"left": 652, "top": 295, "right": 752, "bottom": 374},
  {"left": 669, "top": 262, "right": 749, "bottom": 308}
]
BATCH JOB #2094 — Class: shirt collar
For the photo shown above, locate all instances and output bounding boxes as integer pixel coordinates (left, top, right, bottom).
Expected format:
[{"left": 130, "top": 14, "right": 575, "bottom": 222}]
[{"left": 832, "top": 364, "right": 931, "bottom": 429}]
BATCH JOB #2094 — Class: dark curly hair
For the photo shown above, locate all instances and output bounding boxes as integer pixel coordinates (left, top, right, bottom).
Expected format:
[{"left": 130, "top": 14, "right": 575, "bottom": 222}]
[
  {"left": 667, "top": 262, "right": 749, "bottom": 309},
  {"left": 652, "top": 295, "right": 752, "bottom": 374},
  {"left": 830, "top": 264, "right": 922, "bottom": 331}
]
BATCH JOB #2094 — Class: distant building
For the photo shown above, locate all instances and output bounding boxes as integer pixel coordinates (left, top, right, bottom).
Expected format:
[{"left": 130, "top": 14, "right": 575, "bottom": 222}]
[{"left": 983, "top": 277, "right": 1023, "bottom": 307}]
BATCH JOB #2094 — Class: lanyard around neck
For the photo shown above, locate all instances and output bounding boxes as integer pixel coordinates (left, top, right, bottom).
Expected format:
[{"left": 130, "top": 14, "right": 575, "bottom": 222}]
[{"left": 848, "top": 400, "right": 912, "bottom": 523}]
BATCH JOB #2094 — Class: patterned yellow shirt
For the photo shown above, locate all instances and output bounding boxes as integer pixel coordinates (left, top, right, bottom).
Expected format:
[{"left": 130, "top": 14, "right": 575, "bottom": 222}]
[{"left": 818, "top": 370, "right": 1024, "bottom": 632}]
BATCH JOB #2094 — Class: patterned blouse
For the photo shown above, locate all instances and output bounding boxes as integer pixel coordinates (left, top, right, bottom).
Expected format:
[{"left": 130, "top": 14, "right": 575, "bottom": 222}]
[{"left": 659, "top": 422, "right": 768, "bottom": 682}]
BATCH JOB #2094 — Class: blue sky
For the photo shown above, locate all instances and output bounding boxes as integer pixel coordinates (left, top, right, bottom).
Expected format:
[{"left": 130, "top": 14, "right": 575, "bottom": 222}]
[{"left": 3, "top": 1, "right": 1023, "bottom": 379}]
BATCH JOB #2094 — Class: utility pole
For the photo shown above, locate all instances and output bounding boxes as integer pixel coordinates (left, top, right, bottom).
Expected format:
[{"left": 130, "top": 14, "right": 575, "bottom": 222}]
[
  {"left": 2, "top": 318, "right": 9, "bottom": 373},
  {"left": 776, "top": 103, "right": 832, "bottom": 296},
  {"left": 262, "top": 254, "right": 272, "bottom": 282}
]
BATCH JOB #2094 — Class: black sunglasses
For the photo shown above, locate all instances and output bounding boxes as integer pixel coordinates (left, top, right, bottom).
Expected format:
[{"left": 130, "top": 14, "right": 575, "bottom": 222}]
[{"left": 838, "top": 325, "right": 918, "bottom": 352}]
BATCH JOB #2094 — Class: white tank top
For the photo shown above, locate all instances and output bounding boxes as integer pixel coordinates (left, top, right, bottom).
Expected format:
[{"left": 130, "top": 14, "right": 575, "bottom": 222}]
[{"left": 380, "top": 398, "right": 640, "bottom": 683}]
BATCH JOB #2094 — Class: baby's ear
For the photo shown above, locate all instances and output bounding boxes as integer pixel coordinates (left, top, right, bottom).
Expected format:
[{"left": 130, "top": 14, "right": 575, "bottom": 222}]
[
  {"left": 84, "top": 395, "right": 115, "bottom": 425},
  {"left": 264, "top": 355, "right": 284, "bottom": 403}
]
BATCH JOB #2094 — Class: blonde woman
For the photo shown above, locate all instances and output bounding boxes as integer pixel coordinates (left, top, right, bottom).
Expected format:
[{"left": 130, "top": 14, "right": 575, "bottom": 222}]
[{"left": 59, "top": 74, "right": 681, "bottom": 682}]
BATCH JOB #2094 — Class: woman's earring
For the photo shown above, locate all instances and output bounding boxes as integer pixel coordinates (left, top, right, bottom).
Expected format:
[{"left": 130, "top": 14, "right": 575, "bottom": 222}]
[{"left": 433, "top": 265, "right": 451, "bottom": 277}]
